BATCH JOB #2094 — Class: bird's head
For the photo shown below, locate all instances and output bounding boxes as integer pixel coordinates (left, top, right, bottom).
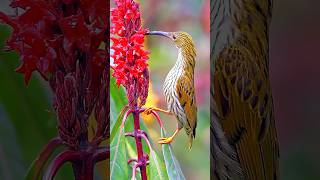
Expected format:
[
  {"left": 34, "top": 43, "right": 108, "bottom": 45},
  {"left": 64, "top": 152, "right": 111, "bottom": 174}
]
[{"left": 146, "top": 31, "right": 194, "bottom": 49}]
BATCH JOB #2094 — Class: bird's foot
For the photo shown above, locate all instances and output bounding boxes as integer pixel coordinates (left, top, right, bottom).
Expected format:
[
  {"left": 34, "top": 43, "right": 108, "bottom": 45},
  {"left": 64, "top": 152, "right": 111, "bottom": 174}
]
[
  {"left": 158, "top": 137, "right": 173, "bottom": 144},
  {"left": 144, "top": 107, "right": 154, "bottom": 115},
  {"left": 143, "top": 107, "right": 172, "bottom": 115}
]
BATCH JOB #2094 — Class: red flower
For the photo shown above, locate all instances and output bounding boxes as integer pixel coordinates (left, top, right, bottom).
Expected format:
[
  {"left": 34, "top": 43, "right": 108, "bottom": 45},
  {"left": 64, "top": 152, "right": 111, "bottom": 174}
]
[
  {"left": 0, "top": 0, "right": 108, "bottom": 85},
  {"left": 111, "top": 0, "right": 149, "bottom": 107}
]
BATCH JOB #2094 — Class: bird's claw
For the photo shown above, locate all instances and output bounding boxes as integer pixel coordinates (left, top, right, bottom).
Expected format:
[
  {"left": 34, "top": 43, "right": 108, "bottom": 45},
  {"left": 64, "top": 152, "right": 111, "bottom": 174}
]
[
  {"left": 158, "top": 137, "right": 173, "bottom": 144},
  {"left": 144, "top": 107, "right": 153, "bottom": 115}
]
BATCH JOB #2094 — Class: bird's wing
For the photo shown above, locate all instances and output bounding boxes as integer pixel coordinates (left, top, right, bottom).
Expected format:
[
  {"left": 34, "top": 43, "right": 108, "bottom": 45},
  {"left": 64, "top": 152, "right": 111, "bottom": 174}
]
[
  {"left": 213, "top": 45, "right": 279, "bottom": 179},
  {"left": 176, "top": 74, "right": 197, "bottom": 137}
]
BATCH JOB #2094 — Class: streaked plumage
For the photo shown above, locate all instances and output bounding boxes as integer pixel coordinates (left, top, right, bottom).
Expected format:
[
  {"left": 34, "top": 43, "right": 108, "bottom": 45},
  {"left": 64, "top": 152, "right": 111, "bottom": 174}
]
[
  {"left": 211, "top": 0, "right": 279, "bottom": 179},
  {"left": 146, "top": 31, "right": 197, "bottom": 149}
]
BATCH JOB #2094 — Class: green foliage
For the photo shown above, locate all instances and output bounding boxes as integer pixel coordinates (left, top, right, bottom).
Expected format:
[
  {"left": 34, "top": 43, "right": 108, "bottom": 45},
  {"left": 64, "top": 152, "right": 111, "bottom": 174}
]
[
  {"left": 110, "top": 77, "right": 129, "bottom": 179},
  {"left": 110, "top": 127, "right": 129, "bottom": 179},
  {"left": 148, "top": 148, "right": 168, "bottom": 180},
  {"left": 0, "top": 25, "right": 73, "bottom": 180}
]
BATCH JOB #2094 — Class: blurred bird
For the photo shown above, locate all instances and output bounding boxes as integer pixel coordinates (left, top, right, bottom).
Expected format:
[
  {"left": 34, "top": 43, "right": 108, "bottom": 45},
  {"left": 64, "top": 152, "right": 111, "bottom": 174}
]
[
  {"left": 145, "top": 31, "right": 197, "bottom": 149},
  {"left": 211, "top": 0, "right": 279, "bottom": 179}
]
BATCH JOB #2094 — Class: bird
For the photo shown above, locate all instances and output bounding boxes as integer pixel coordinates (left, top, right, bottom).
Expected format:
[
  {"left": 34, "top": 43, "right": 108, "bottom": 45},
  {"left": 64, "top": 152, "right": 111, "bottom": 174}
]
[
  {"left": 211, "top": 0, "right": 279, "bottom": 179},
  {"left": 145, "top": 31, "right": 197, "bottom": 149}
]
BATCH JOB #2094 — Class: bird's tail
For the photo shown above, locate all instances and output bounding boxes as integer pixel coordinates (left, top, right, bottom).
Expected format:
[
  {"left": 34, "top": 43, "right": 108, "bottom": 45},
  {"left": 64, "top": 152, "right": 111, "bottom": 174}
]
[{"left": 188, "top": 133, "right": 195, "bottom": 150}]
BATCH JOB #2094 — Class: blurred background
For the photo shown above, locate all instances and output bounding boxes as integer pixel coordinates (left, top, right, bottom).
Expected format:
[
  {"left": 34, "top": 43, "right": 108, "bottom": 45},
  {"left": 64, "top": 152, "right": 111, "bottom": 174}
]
[
  {"left": 0, "top": 0, "right": 104, "bottom": 179},
  {"left": 0, "top": 2, "right": 62, "bottom": 179},
  {"left": 139, "top": 0, "right": 210, "bottom": 179},
  {"left": 270, "top": 0, "right": 320, "bottom": 179}
]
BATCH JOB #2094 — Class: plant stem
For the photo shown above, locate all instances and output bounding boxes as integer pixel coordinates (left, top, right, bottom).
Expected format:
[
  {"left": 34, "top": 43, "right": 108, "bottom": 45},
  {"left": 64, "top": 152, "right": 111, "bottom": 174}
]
[
  {"left": 133, "top": 109, "right": 147, "bottom": 180},
  {"left": 72, "top": 158, "right": 93, "bottom": 180}
]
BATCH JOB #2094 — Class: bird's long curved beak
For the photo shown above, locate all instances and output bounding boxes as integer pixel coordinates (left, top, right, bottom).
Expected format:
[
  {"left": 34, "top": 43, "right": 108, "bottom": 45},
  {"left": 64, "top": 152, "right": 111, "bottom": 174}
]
[{"left": 145, "top": 31, "right": 171, "bottom": 39}]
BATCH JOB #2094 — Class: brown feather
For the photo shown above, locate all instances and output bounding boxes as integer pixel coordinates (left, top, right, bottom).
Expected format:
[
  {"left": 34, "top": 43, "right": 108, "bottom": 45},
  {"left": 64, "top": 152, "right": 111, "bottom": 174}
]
[
  {"left": 214, "top": 44, "right": 279, "bottom": 179},
  {"left": 211, "top": 0, "right": 278, "bottom": 179},
  {"left": 176, "top": 75, "right": 197, "bottom": 149}
]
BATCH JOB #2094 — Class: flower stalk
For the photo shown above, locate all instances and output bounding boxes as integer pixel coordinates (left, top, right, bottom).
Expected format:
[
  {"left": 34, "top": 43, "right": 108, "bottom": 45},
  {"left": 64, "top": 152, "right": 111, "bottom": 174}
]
[
  {"left": 133, "top": 109, "right": 148, "bottom": 180},
  {"left": 122, "top": 107, "right": 153, "bottom": 180}
]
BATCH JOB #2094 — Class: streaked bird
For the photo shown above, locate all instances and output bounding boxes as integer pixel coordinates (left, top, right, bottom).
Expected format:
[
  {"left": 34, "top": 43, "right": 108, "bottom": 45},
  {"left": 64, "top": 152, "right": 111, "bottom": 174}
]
[
  {"left": 145, "top": 31, "right": 197, "bottom": 149},
  {"left": 211, "top": 0, "right": 279, "bottom": 179}
]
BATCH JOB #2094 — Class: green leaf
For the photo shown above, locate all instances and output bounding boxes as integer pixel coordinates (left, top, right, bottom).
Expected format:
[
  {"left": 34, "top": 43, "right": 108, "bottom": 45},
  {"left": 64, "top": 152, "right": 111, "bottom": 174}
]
[
  {"left": 110, "top": 77, "right": 127, "bottom": 112},
  {"left": 0, "top": 51, "right": 57, "bottom": 163},
  {"left": 110, "top": 127, "right": 129, "bottom": 179},
  {"left": 110, "top": 105, "right": 129, "bottom": 143},
  {"left": 0, "top": 108, "right": 25, "bottom": 180},
  {"left": 148, "top": 148, "right": 168, "bottom": 180},
  {"left": 110, "top": 77, "right": 129, "bottom": 179},
  {"left": 0, "top": 24, "right": 73, "bottom": 179},
  {"left": 125, "top": 139, "right": 139, "bottom": 179},
  {"left": 161, "top": 128, "right": 186, "bottom": 180},
  {"left": 110, "top": 75, "right": 128, "bottom": 135}
]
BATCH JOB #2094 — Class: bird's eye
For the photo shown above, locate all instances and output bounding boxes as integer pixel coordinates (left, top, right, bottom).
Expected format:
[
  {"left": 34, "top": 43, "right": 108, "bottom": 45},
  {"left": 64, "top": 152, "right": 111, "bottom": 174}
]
[{"left": 173, "top": 35, "right": 176, "bottom": 40}]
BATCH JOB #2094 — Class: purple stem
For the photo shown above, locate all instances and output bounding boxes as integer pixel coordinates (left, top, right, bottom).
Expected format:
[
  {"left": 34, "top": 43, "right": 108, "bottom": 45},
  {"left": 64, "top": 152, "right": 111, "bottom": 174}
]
[
  {"left": 148, "top": 109, "right": 164, "bottom": 128},
  {"left": 131, "top": 162, "right": 141, "bottom": 180},
  {"left": 128, "top": 158, "right": 138, "bottom": 165},
  {"left": 31, "top": 137, "right": 63, "bottom": 179},
  {"left": 92, "top": 146, "right": 110, "bottom": 163},
  {"left": 138, "top": 133, "right": 152, "bottom": 151},
  {"left": 132, "top": 110, "right": 148, "bottom": 180},
  {"left": 72, "top": 146, "right": 109, "bottom": 180},
  {"left": 43, "top": 150, "right": 83, "bottom": 180},
  {"left": 43, "top": 146, "right": 109, "bottom": 180},
  {"left": 72, "top": 156, "right": 94, "bottom": 180},
  {"left": 121, "top": 109, "right": 133, "bottom": 128}
]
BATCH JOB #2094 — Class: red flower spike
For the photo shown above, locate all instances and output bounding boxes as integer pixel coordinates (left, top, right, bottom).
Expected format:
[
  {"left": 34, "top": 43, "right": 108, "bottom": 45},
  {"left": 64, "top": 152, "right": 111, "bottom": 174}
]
[{"left": 111, "top": 0, "right": 149, "bottom": 107}]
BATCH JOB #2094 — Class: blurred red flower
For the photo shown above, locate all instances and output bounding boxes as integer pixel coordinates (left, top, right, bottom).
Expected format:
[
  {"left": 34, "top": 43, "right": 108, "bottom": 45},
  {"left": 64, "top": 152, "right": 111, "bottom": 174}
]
[
  {"left": 0, "top": 0, "right": 108, "bottom": 85},
  {"left": 0, "top": 0, "right": 108, "bottom": 148}
]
